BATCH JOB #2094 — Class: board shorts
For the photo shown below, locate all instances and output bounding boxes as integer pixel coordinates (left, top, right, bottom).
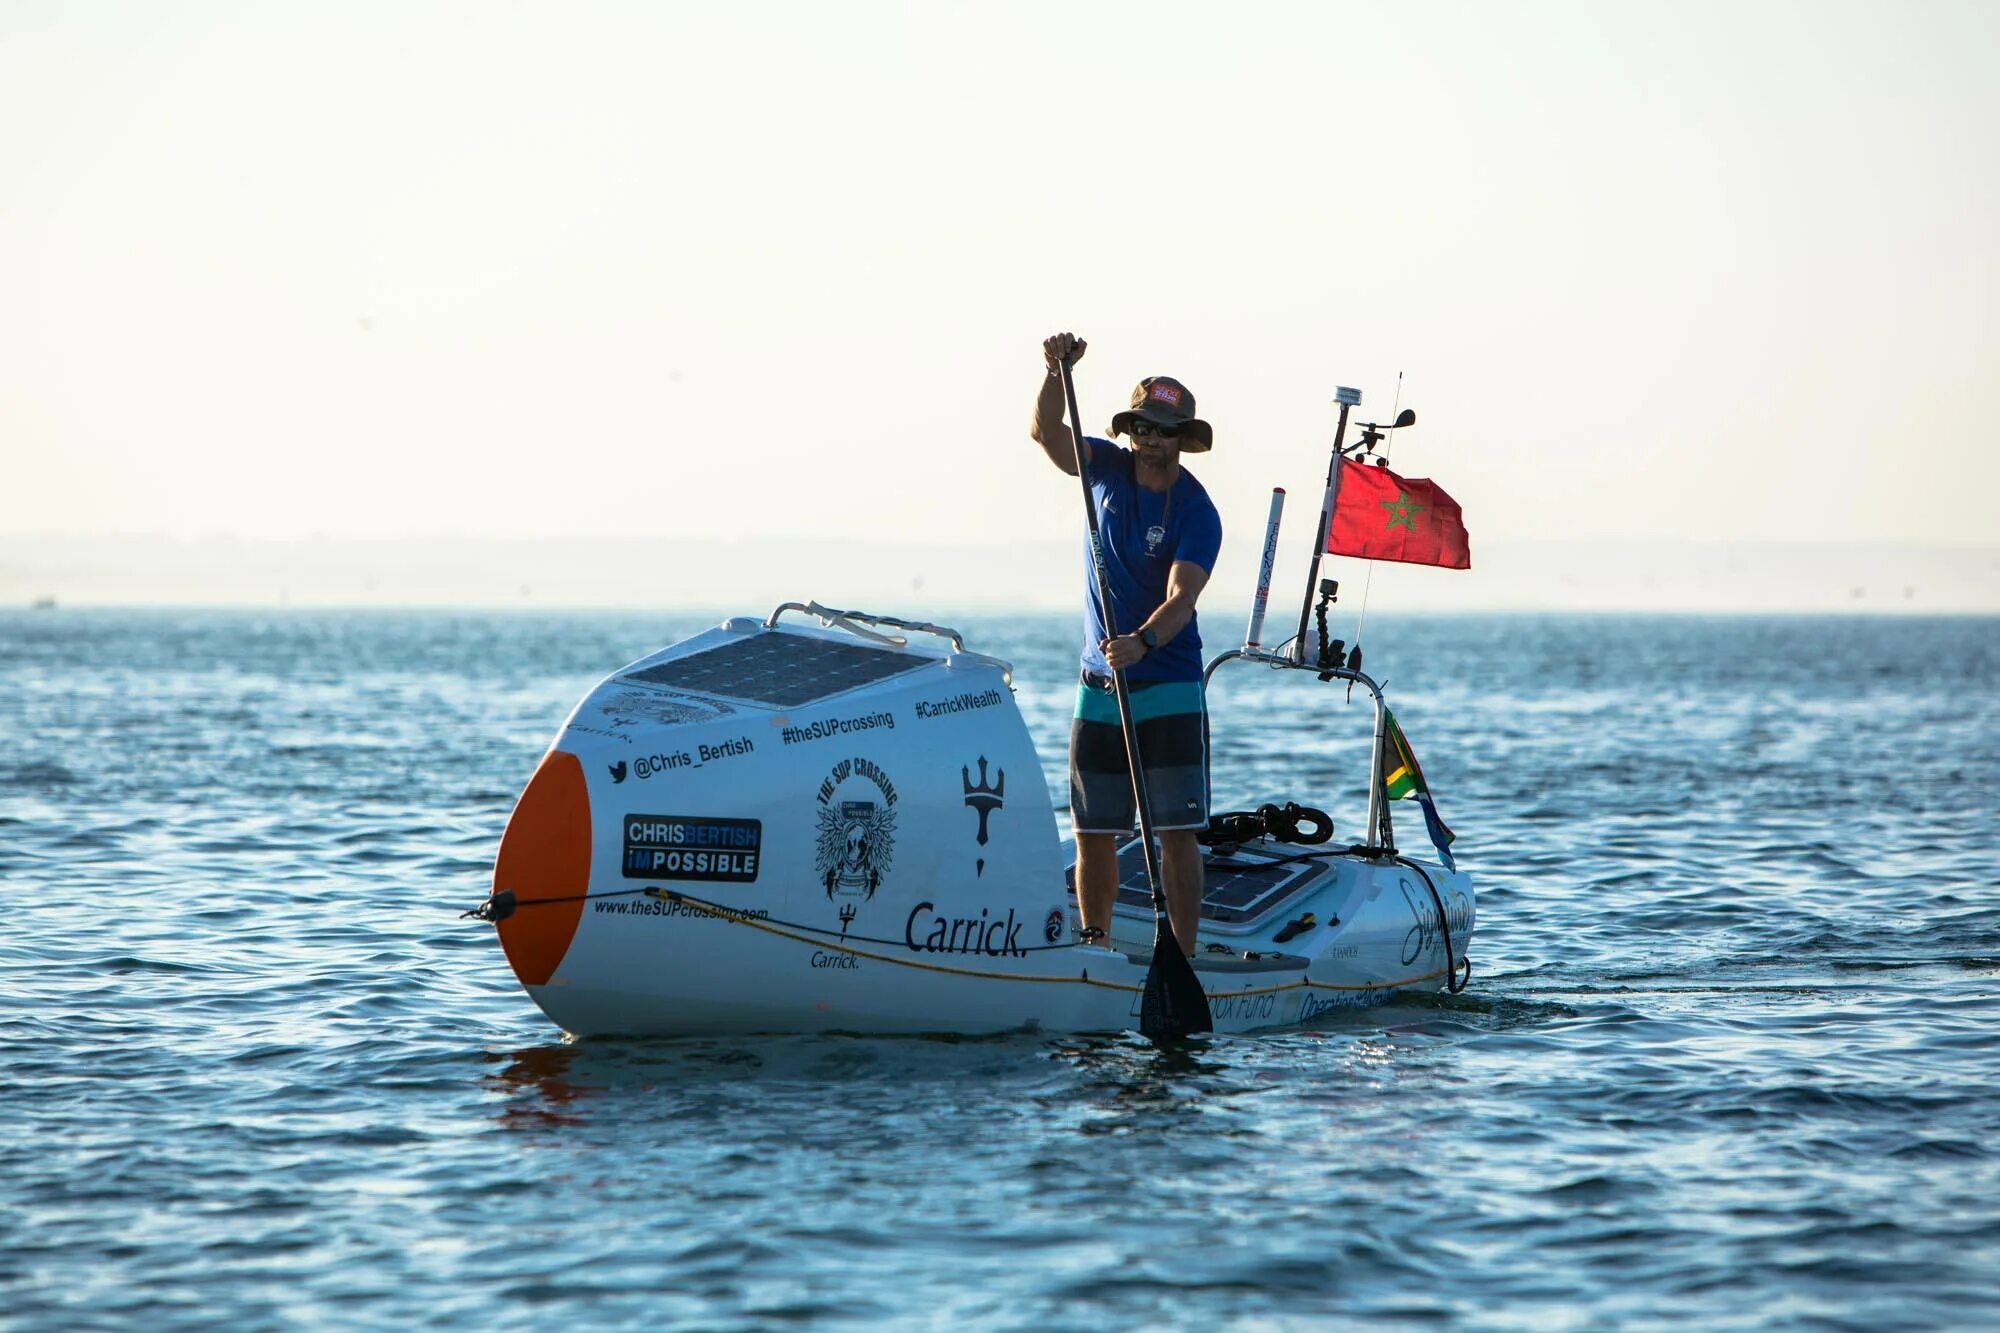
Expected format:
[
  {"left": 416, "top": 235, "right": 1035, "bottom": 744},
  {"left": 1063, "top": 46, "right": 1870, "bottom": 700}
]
[{"left": 1069, "top": 673, "right": 1209, "bottom": 834}]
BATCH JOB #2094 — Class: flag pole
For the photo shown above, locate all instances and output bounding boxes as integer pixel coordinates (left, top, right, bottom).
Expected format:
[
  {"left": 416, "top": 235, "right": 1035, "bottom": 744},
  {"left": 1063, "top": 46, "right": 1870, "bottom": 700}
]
[
  {"left": 1366, "top": 700, "right": 1389, "bottom": 851},
  {"left": 1292, "top": 387, "right": 1360, "bottom": 665}
]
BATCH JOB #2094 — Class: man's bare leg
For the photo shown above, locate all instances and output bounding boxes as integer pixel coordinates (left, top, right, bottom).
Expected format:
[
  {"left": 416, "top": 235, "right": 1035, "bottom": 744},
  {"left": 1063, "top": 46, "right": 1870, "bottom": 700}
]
[
  {"left": 1160, "top": 829, "right": 1204, "bottom": 955},
  {"left": 1074, "top": 831, "right": 1119, "bottom": 943}
]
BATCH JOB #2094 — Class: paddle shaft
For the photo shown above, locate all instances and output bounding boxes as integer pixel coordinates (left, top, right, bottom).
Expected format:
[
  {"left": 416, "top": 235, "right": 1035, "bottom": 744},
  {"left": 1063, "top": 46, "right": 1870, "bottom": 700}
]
[{"left": 1057, "top": 360, "right": 1170, "bottom": 919}]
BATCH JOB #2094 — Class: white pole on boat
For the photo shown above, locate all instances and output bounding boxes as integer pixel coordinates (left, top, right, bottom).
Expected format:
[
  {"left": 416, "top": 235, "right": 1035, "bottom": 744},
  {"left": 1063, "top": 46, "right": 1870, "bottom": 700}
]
[
  {"left": 1292, "top": 387, "right": 1361, "bottom": 665},
  {"left": 1242, "top": 487, "right": 1286, "bottom": 652}
]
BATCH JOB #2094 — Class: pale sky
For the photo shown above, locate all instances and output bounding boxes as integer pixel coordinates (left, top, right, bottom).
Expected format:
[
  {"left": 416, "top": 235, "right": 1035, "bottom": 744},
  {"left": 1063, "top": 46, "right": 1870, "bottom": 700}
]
[{"left": 3, "top": 1, "right": 1995, "bottom": 606}]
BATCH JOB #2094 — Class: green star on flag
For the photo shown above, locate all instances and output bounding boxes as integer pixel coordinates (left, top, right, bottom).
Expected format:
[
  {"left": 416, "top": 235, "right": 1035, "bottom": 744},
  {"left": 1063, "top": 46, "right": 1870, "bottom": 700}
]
[{"left": 1381, "top": 490, "right": 1423, "bottom": 532}]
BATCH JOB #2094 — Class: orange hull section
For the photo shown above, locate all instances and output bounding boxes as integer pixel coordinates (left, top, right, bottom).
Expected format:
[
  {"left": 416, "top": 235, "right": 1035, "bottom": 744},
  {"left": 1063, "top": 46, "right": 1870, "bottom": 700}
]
[{"left": 493, "top": 750, "right": 591, "bottom": 987}]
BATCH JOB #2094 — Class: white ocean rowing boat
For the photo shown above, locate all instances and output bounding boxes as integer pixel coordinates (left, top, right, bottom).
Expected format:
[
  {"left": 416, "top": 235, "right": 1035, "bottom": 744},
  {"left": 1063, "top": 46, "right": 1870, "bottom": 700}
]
[
  {"left": 475, "top": 598, "right": 1473, "bottom": 1038},
  {"left": 476, "top": 379, "right": 1474, "bottom": 1037}
]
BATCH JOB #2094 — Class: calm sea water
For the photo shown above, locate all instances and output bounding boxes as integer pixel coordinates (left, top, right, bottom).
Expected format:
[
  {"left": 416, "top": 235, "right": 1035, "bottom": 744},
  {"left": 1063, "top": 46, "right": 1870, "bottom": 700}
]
[{"left": 3, "top": 609, "right": 1996, "bottom": 1329}]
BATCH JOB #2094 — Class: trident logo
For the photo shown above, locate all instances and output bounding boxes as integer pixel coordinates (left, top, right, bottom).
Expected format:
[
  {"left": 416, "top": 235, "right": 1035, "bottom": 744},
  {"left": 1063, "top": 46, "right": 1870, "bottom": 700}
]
[
  {"left": 963, "top": 756, "right": 1005, "bottom": 877},
  {"left": 962, "top": 756, "right": 1005, "bottom": 843}
]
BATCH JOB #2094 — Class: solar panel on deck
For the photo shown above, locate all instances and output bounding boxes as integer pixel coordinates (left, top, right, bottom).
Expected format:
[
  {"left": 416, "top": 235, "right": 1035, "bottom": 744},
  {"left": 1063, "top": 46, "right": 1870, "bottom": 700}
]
[
  {"left": 622, "top": 632, "right": 931, "bottom": 708},
  {"left": 1111, "top": 841, "right": 1331, "bottom": 926}
]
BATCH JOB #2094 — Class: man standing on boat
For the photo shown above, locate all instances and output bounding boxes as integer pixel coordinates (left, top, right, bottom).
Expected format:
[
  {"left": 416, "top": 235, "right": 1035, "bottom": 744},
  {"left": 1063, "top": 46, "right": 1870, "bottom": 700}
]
[{"left": 1031, "top": 332, "right": 1222, "bottom": 956}]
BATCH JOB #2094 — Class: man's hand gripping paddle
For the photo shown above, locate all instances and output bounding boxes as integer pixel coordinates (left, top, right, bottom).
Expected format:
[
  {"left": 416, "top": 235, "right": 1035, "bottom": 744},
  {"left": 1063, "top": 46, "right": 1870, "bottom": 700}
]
[{"left": 1056, "top": 355, "right": 1213, "bottom": 1041}]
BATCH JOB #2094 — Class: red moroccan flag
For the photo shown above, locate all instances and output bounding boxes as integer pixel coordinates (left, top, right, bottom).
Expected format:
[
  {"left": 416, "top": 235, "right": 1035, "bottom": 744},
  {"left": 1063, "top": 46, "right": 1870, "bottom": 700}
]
[{"left": 1325, "top": 458, "right": 1471, "bottom": 569}]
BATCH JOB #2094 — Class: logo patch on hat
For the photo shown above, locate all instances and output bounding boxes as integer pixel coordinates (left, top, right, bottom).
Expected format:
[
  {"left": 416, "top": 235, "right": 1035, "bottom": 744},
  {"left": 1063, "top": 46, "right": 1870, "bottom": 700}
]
[{"left": 1149, "top": 384, "right": 1183, "bottom": 407}]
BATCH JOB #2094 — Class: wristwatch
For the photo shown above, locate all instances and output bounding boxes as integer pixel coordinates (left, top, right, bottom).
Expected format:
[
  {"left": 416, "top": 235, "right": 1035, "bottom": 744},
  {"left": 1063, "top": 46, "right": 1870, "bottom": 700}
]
[{"left": 1138, "top": 627, "right": 1159, "bottom": 653}]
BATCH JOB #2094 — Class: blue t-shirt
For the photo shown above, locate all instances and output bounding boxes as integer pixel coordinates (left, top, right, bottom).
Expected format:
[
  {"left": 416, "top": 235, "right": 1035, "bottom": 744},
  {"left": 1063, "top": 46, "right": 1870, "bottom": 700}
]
[{"left": 1076, "top": 438, "right": 1223, "bottom": 682}]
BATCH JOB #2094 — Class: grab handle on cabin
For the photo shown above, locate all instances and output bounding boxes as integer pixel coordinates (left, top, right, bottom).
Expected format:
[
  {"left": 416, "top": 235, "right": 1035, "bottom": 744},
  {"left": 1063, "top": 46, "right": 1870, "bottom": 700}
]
[
  {"left": 763, "top": 601, "right": 967, "bottom": 654},
  {"left": 810, "top": 603, "right": 908, "bottom": 648}
]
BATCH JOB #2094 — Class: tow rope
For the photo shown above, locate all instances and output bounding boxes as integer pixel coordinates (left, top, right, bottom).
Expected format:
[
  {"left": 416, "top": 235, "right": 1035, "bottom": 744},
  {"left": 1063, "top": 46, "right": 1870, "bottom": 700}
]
[
  {"left": 462, "top": 886, "right": 1082, "bottom": 953},
  {"left": 464, "top": 848, "right": 1470, "bottom": 991}
]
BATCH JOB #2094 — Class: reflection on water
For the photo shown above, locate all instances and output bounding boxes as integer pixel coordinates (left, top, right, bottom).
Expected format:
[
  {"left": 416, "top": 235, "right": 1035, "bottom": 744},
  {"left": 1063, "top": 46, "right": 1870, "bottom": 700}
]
[
  {"left": 1050, "top": 1034, "right": 1234, "bottom": 1137},
  {"left": 486, "top": 1043, "right": 598, "bottom": 1129}
]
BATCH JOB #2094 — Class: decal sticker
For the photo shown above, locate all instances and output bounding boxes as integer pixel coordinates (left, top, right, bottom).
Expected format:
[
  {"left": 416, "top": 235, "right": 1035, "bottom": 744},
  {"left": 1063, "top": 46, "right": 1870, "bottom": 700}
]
[
  {"left": 1130, "top": 987, "right": 1283, "bottom": 1023},
  {"left": 1043, "top": 908, "right": 1064, "bottom": 944},
  {"left": 635, "top": 749, "right": 695, "bottom": 778},
  {"left": 781, "top": 711, "right": 896, "bottom": 746},
  {"left": 903, "top": 901, "right": 1027, "bottom": 959},
  {"left": 598, "top": 689, "right": 734, "bottom": 729},
  {"left": 624, "top": 734, "right": 756, "bottom": 780},
  {"left": 592, "top": 897, "right": 770, "bottom": 923},
  {"left": 621, "top": 814, "right": 762, "bottom": 883},
  {"left": 914, "top": 689, "right": 1005, "bottom": 721},
  {"left": 962, "top": 755, "right": 1005, "bottom": 878},
  {"left": 609, "top": 760, "right": 628, "bottom": 783},
  {"left": 1299, "top": 992, "right": 1358, "bottom": 1022},
  {"left": 1396, "top": 878, "right": 1475, "bottom": 966},
  {"left": 1207, "top": 991, "right": 1279, "bottom": 1023},
  {"left": 814, "top": 758, "right": 898, "bottom": 904}
]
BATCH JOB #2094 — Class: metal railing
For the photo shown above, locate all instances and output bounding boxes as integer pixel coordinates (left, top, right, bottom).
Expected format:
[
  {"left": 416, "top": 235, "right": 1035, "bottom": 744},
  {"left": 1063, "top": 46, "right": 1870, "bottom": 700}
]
[{"left": 1201, "top": 648, "right": 1394, "bottom": 856}]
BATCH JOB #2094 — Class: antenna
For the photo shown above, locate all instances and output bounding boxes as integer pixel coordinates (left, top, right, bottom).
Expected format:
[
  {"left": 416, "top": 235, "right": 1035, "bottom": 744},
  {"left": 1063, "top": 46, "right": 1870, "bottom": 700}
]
[{"left": 1349, "top": 375, "right": 1411, "bottom": 685}]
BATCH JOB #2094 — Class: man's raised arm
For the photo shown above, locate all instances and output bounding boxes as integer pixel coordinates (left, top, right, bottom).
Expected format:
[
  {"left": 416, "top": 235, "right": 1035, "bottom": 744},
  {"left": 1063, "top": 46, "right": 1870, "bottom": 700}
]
[{"left": 1030, "top": 332, "right": 1089, "bottom": 476}]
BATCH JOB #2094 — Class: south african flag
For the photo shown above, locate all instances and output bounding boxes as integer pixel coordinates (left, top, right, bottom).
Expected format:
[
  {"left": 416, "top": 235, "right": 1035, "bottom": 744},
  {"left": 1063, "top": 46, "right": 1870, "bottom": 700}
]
[{"left": 1381, "top": 707, "right": 1457, "bottom": 870}]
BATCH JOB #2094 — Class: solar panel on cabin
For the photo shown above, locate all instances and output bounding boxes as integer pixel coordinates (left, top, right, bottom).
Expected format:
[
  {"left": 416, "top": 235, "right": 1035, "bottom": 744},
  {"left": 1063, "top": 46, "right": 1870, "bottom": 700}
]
[{"left": 622, "top": 633, "right": 931, "bottom": 708}]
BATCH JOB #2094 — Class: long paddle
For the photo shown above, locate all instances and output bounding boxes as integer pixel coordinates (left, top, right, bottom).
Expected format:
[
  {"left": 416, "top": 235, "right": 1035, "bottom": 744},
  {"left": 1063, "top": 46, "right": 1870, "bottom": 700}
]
[{"left": 1057, "top": 356, "right": 1213, "bottom": 1041}]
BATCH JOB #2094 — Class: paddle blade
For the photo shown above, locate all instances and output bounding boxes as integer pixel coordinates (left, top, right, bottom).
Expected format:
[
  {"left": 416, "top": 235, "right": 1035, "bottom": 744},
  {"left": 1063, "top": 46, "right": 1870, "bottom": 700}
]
[{"left": 1139, "top": 931, "right": 1212, "bottom": 1041}]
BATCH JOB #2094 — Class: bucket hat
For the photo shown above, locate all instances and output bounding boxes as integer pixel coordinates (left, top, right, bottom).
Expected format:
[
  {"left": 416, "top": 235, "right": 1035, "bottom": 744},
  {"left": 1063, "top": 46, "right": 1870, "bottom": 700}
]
[{"left": 1109, "top": 376, "right": 1212, "bottom": 452}]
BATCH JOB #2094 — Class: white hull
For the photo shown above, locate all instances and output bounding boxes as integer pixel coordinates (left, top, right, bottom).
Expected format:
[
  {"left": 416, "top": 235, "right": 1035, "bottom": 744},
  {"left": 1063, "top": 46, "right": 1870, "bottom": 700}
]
[{"left": 527, "top": 843, "right": 1471, "bottom": 1037}]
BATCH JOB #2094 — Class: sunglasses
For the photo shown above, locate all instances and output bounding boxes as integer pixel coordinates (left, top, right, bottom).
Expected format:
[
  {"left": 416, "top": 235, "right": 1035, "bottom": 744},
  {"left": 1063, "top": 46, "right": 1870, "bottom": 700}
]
[{"left": 1128, "top": 420, "right": 1183, "bottom": 439}]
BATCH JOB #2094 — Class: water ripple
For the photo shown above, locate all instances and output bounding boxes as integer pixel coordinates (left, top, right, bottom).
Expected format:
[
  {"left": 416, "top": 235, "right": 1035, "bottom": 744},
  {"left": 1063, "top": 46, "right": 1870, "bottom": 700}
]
[{"left": 2, "top": 609, "right": 1996, "bottom": 1327}]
